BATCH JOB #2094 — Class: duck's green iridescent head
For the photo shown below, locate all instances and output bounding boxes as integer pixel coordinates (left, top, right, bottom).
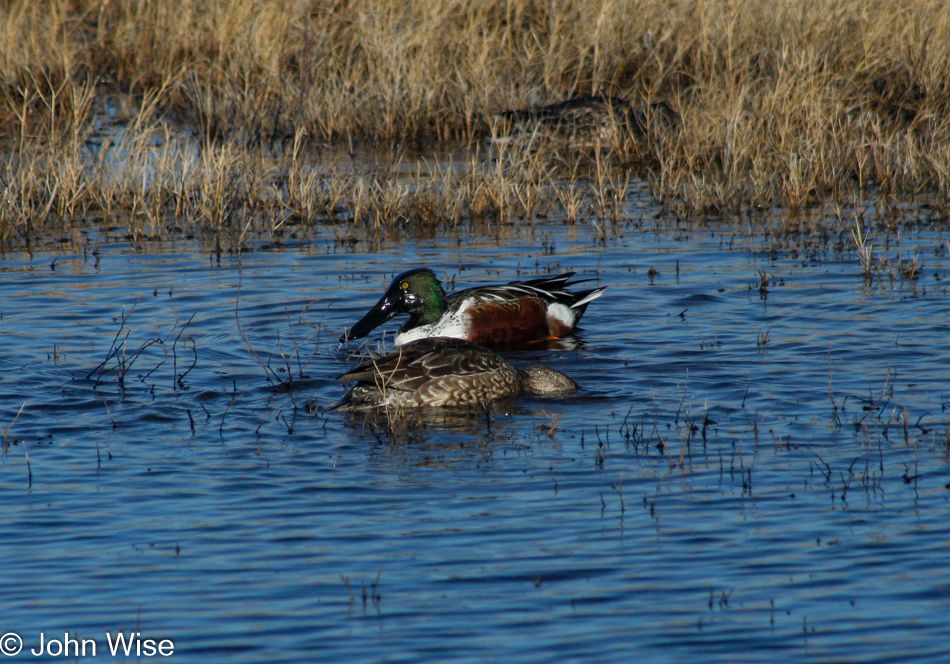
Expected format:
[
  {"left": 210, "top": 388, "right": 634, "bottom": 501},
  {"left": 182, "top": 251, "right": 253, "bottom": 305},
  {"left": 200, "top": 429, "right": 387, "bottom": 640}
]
[{"left": 340, "top": 268, "right": 448, "bottom": 342}]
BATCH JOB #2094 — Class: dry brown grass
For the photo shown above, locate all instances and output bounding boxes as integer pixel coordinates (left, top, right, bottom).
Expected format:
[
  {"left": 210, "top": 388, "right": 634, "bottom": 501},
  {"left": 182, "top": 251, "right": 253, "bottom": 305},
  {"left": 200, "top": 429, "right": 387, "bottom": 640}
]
[{"left": 1, "top": 0, "right": 949, "bottom": 249}]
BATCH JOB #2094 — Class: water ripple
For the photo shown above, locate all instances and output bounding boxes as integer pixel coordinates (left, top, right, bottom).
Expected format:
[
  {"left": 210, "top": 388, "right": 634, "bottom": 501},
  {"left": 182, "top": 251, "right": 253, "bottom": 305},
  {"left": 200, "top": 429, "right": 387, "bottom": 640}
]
[{"left": 2, "top": 227, "right": 950, "bottom": 663}]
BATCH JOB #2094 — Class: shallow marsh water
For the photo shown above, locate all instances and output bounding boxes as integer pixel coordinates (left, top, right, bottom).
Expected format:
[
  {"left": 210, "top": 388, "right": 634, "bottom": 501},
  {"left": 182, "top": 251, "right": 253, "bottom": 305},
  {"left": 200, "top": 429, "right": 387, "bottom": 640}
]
[{"left": 2, "top": 200, "right": 950, "bottom": 662}]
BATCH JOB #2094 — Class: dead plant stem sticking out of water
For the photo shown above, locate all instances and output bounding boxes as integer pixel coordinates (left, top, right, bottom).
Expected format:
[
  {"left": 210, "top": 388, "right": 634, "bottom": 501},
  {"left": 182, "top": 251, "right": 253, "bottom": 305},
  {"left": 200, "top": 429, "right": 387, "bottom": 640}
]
[
  {"left": 233, "top": 265, "right": 328, "bottom": 403},
  {"left": 87, "top": 300, "right": 198, "bottom": 393},
  {"left": 850, "top": 216, "right": 875, "bottom": 282},
  {"left": 1, "top": 403, "right": 32, "bottom": 489},
  {"left": 2, "top": 402, "right": 27, "bottom": 456}
]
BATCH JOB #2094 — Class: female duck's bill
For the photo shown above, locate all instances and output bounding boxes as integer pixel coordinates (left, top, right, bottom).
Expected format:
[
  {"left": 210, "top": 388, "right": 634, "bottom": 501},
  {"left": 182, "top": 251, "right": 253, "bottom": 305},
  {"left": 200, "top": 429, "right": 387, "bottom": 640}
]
[
  {"left": 339, "top": 268, "right": 605, "bottom": 349},
  {"left": 333, "top": 337, "right": 578, "bottom": 411}
]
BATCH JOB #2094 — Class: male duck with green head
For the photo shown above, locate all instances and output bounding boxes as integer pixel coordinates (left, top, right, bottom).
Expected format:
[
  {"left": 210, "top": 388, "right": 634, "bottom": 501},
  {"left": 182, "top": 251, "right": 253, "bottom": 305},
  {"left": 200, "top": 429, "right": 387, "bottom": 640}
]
[{"left": 340, "top": 268, "right": 605, "bottom": 349}]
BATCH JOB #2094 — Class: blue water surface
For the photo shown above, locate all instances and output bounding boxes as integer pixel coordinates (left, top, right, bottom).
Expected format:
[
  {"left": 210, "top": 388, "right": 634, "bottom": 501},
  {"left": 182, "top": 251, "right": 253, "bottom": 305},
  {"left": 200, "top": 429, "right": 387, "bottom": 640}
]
[{"left": 1, "top": 206, "right": 950, "bottom": 663}]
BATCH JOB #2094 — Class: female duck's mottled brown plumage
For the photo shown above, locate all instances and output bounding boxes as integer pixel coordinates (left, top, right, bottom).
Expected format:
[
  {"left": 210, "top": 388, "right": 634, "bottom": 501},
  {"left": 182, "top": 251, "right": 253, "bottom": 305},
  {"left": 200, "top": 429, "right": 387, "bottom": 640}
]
[{"left": 334, "top": 337, "right": 578, "bottom": 411}]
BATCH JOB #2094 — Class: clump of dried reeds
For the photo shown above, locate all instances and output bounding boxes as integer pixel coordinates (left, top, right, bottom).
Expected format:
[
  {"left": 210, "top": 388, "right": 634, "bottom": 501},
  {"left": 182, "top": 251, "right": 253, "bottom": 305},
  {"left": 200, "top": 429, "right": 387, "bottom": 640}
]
[{"left": 1, "top": 0, "right": 949, "bottom": 248}]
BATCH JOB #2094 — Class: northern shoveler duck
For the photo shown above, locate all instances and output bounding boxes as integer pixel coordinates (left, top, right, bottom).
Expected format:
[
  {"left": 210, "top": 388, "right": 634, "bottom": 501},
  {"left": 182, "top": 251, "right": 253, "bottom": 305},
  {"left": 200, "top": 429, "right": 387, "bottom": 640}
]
[
  {"left": 494, "top": 96, "right": 677, "bottom": 145},
  {"left": 339, "top": 268, "right": 606, "bottom": 348},
  {"left": 333, "top": 337, "right": 578, "bottom": 411}
]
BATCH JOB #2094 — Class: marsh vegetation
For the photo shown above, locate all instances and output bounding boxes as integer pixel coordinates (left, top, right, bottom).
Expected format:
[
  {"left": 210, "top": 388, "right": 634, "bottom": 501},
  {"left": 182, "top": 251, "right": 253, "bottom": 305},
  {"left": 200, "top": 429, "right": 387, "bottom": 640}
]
[
  {"left": 2, "top": 0, "right": 949, "bottom": 252},
  {"left": 4, "top": 4, "right": 950, "bottom": 658}
]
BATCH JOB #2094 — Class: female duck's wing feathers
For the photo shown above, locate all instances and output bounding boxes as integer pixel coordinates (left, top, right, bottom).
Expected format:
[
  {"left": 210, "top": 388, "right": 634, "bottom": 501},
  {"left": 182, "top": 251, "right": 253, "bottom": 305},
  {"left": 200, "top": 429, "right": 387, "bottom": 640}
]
[
  {"left": 338, "top": 338, "right": 514, "bottom": 392},
  {"left": 336, "top": 338, "right": 523, "bottom": 409}
]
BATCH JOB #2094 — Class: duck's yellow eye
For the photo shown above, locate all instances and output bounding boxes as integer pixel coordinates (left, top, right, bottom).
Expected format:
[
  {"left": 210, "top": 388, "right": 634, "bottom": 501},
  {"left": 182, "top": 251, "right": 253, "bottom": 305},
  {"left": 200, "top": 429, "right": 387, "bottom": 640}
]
[{"left": 401, "top": 282, "right": 409, "bottom": 289}]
